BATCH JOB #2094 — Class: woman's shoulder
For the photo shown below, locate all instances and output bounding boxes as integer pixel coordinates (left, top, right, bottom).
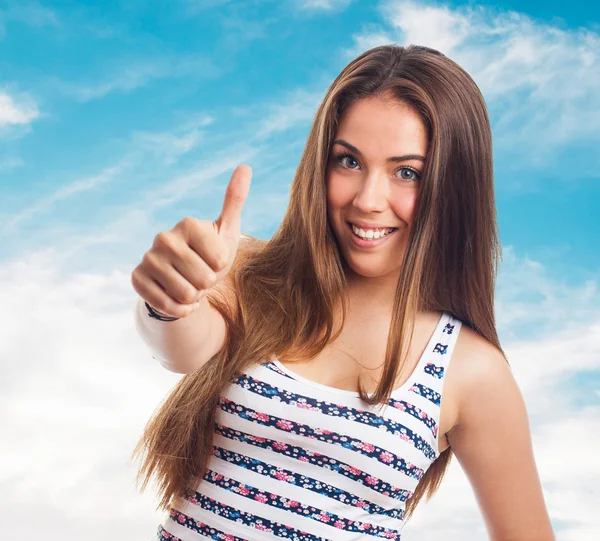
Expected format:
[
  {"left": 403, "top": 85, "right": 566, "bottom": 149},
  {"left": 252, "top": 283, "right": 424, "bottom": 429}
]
[
  {"left": 452, "top": 320, "right": 507, "bottom": 378},
  {"left": 449, "top": 318, "right": 511, "bottom": 423}
]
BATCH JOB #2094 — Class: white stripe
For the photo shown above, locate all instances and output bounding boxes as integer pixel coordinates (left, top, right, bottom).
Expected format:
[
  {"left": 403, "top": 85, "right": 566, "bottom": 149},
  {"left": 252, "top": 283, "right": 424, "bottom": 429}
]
[
  {"left": 216, "top": 409, "right": 421, "bottom": 492},
  {"left": 211, "top": 432, "right": 405, "bottom": 510},
  {"left": 206, "top": 451, "right": 406, "bottom": 532},
  {"left": 243, "top": 366, "right": 436, "bottom": 456},
  {"left": 198, "top": 479, "right": 359, "bottom": 541},
  {"left": 170, "top": 494, "right": 284, "bottom": 541},
  {"left": 223, "top": 384, "right": 432, "bottom": 465}
]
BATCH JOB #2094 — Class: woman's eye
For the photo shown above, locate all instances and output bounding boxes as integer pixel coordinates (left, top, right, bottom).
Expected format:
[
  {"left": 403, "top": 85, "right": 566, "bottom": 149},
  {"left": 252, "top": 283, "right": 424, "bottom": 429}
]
[
  {"left": 397, "top": 167, "right": 420, "bottom": 182},
  {"left": 338, "top": 154, "right": 359, "bottom": 169},
  {"left": 335, "top": 153, "right": 420, "bottom": 182}
]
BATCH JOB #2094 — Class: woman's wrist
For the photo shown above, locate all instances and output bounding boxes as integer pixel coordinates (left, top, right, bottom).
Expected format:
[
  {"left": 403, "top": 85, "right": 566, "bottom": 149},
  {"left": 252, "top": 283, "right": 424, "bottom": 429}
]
[{"left": 144, "top": 300, "right": 180, "bottom": 322}]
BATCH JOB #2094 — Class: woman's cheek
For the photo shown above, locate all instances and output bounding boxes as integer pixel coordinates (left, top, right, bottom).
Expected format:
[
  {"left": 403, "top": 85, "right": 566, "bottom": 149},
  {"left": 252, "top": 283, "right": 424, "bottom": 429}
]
[{"left": 391, "top": 189, "right": 418, "bottom": 226}]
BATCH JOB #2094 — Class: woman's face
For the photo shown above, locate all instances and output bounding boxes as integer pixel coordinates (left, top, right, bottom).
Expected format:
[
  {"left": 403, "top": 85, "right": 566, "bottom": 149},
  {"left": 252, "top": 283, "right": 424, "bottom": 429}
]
[{"left": 326, "top": 95, "right": 429, "bottom": 281}]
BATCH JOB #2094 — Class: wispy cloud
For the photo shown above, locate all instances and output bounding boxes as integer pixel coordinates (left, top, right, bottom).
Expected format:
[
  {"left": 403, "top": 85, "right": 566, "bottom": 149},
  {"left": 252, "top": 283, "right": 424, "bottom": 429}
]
[
  {"left": 349, "top": 1, "right": 600, "bottom": 167},
  {"left": 299, "top": 0, "right": 354, "bottom": 10},
  {"left": 0, "top": 161, "right": 128, "bottom": 234},
  {"left": 0, "top": 155, "right": 24, "bottom": 172},
  {"left": 256, "top": 88, "right": 324, "bottom": 138},
  {"left": 129, "top": 115, "right": 214, "bottom": 166},
  {"left": 0, "top": 0, "right": 58, "bottom": 37},
  {"left": 56, "top": 55, "right": 221, "bottom": 102}
]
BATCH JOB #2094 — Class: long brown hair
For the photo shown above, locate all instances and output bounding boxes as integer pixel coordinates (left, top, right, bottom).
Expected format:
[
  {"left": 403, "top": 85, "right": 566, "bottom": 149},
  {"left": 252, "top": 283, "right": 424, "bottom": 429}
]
[{"left": 132, "top": 43, "right": 502, "bottom": 522}]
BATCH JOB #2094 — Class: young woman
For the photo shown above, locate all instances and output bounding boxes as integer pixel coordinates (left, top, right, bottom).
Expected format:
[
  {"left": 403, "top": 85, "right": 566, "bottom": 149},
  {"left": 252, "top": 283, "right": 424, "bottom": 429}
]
[{"left": 131, "top": 44, "right": 555, "bottom": 541}]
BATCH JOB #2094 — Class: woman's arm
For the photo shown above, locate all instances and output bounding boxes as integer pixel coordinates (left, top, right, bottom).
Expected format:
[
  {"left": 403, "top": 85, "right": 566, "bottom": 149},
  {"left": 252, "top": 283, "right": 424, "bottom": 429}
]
[
  {"left": 134, "top": 234, "right": 254, "bottom": 373},
  {"left": 448, "top": 330, "right": 555, "bottom": 541}
]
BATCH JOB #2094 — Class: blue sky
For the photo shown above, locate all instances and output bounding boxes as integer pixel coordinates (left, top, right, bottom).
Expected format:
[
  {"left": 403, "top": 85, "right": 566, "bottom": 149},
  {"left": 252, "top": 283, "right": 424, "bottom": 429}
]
[{"left": 1, "top": 1, "right": 599, "bottom": 540}]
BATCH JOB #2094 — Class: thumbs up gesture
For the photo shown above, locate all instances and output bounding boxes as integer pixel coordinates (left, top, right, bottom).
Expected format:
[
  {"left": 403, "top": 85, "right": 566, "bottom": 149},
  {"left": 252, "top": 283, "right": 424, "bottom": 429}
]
[{"left": 132, "top": 164, "right": 252, "bottom": 319}]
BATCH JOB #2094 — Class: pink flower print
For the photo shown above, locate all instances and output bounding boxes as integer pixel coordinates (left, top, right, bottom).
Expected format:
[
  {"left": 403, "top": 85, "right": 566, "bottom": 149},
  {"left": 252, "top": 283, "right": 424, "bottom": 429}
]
[
  {"left": 225, "top": 535, "right": 235, "bottom": 541},
  {"left": 348, "top": 466, "right": 360, "bottom": 476},
  {"left": 274, "top": 470, "right": 287, "bottom": 481},
  {"left": 254, "top": 523, "right": 268, "bottom": 532},
  {"left": 256, "top": 412, "right": 270, "bottom": 422},
  {"left": 380, "top": 451, "right": 394, "bottom": 463},
  {"left": 238, "top": 486, "right": 250, "bottom": 496},
  {"left": 289, "top": 500, "right": 300, "bottom": 507},
  {"left": 420, "top": 411, "right": 427, "bottom": 418},
  {"left": 317, "top": 513, "right": 330, "bottom": 522},
  {"left": 276, "top": 419, "right": 293, "bottom": 430},
  {"left": 298, "top": 456, "right": 309, "bottom": 462},
  {"left": 273, "top": 441, "right": 288, "bottom": 450},
  {"left": 254, "top": 493, "right": 268, "bottom": 503},
  {"left": 334, "top": 520, "right": 346, "bottom": 529},
  {"left": 177, "top": 513, "right": 185, "bottom": 524},
  {"left": 356, "top": 499, "right": 368, "bottom": 509},
  {"left": 366, "top": 475, "right": 378, "bottom": 485},
  {"left": 360, "top": 442, "right": 375, "bottom": 452}
]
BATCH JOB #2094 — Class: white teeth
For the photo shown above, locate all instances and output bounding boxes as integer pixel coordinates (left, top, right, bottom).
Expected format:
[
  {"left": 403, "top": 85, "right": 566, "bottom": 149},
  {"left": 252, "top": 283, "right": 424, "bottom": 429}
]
[{"left": 351, "top": 224, "right": 395, "bottom": 240}]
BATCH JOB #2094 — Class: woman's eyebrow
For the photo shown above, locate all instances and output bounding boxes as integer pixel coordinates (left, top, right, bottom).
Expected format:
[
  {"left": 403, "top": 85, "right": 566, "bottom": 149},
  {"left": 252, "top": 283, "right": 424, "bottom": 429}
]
[{"left": 333, "top": 139, "right": 426, "bottom": 163}]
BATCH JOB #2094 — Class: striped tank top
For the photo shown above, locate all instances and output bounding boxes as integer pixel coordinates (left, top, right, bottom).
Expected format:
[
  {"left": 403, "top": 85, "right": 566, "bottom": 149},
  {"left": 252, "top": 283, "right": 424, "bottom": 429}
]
[{"left": 156, "top": 311, "right": 462, "bottom": 541}]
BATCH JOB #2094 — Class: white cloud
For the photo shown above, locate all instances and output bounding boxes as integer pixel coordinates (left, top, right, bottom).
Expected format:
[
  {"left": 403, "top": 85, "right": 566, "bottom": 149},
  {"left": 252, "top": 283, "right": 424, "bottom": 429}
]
[{"left": 0, "top": 90, "right": 39, "bottom": 128}]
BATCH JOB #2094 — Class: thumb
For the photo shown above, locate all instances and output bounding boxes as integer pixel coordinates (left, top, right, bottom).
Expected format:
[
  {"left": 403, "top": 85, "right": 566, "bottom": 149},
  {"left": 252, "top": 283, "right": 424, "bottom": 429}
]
[{"left": 214, "top": 164, "right": 252, "bottom": 242}]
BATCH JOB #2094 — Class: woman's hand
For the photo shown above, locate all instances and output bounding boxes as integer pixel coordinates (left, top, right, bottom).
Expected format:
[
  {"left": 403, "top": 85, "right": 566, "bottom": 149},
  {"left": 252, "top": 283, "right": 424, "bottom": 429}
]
[{"left": 131, "top": 164, "right": 252, "bottom": 319}]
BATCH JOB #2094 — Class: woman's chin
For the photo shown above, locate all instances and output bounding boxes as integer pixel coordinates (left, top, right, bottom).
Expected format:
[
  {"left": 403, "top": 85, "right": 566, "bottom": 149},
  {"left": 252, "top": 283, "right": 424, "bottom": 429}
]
[{"left": 345, "top": 260, "right": 401, "bottom": 281}]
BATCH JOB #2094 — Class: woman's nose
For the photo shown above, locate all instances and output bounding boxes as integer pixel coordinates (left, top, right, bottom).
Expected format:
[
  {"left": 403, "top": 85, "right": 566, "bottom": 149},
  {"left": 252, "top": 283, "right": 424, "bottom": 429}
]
[{"left": 352, "top": 173, "right": 388, "bottom": 213}]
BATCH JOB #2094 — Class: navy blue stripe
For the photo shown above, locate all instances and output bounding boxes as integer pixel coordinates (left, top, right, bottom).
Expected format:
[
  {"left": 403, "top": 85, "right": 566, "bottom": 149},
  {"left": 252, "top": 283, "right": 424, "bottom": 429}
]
[
  {"left": 163, "top": 509, "right": 249, "bottom": 541},
  {"left": 219, "top": 396, "right": 436, "bottom": 463},
  {"left": 201, "top": 470, "right": 402, "bottom": 539},
  {"left": 236, "top": 371, "right": 436, "bottom": 459},
  {"left": 408, "top": 383, "right": 441, "bottom": 407},
  {"left": 182, "top": 487, "right": 329, "bottom": 541},
  {"left": 215, "top": 423, "right": 416, "bottom": 499},
  {"left": 211, "top": 446, "right": 404, "bottom": 521}
]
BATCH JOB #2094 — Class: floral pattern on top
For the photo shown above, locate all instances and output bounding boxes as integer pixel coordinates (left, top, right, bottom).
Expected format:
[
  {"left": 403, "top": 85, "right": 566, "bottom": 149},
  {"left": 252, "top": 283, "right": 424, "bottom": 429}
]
[
  {"left": 408, "top": 383, "right": 441, "bottom": 407},
  {"left": 215, "top": 424, "right": 416, "bottom": 499},
  {"left": 211, "top": 445, "right": 404, "bottom": 521},
  {"left": 158, "top": 512, "right": 247, "bottom": 541},
  {"left": 424, "top": 363, "right": 444, "bottom": 379},
  {"left": 219, "top": 395, "right": 437, "bottom": 462},
  {"left": 183, "top": 487, "right": 330, "bottom": 541},
  {"left": 234, "top": 371, "right": 435, "bottom": 457},
  {"left": 199, "top": 470, "right": 402, "bottom": 539}
]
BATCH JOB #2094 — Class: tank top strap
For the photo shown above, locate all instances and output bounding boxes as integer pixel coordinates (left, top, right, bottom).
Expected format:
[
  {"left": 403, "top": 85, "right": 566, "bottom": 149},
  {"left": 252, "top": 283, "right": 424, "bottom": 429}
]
[{"left": 406, "top": 311, "right": 463, "bottom": 402}]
